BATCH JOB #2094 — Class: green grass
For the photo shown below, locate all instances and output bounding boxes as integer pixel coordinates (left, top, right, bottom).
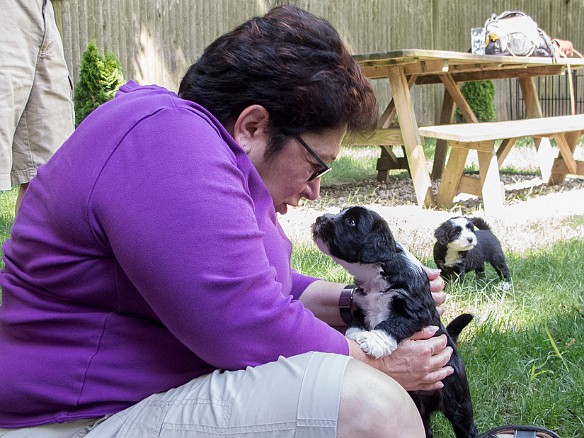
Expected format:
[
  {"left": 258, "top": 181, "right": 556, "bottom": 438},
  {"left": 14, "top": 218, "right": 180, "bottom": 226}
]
[
  {"left": 0, "top": 188, "right": 17, "bottom": 298},
  {"left": 319, "top": 145, "right": 380, "bottom": 185},
  {"left": 320, "top": 140, "right": 436, "bottom": 185},
  {"left": 292, "top": 235, "right": 584, "bottom": 437},
  {"left": 0, "top": 188, "right": 16, "bottom": 305},
  {"left": 0, "top": 188, "right": 16, "bottom": 243}
]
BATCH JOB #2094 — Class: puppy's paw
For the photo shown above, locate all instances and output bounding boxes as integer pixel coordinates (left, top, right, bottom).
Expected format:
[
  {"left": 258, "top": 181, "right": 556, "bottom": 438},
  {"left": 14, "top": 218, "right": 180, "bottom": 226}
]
[
  {"left": 345, "top": 327, "right": 364, "bottom": 339},
  {"left": 346, "top": 328, "right": 398, "bottom": 358},
  {"left": 499, "top": 281, "right": 511, "bottom": 291}
]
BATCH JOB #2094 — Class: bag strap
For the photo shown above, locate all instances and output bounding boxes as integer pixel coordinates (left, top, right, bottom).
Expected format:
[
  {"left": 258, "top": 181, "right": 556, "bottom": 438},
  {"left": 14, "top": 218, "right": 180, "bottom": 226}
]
[
  {"left": 553, "top": 43, "right": 583, "bottom": 115},
  {"left": 485, "top": 11, "right": 526, "bottom": 28},
  {"left": 493, "top": 10, "right": 529, "bottom": 21}
]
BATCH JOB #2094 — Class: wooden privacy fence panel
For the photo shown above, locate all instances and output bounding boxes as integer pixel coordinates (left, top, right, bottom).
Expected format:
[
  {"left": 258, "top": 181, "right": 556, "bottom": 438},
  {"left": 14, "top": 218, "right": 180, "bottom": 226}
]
[{"left": 52, "top": 0, "right": 584, "bottom": 125}]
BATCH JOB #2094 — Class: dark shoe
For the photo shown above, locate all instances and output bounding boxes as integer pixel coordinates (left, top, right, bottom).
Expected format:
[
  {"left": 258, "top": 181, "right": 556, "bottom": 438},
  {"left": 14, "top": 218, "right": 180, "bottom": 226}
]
[{"left": 478, "top": 424, "right": 560, "bottom": 438}]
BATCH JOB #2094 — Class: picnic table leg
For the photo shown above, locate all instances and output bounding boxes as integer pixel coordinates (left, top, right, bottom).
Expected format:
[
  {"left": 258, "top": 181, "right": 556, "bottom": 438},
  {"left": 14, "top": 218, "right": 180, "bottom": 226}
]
[
  {"left": 535, "top": 138, "right": 554, "bottom": 181},
  {"left": 386, "top": 66, "right": 434, "bottom": 207},
  {"left": 496, "top": 138, "right": 517, "bottom": 167},
  {"left": 375, "top": 76, "right": 417, "bottom": 181},
  {"left": 436, "top": 145, "right": 469, "bottom": 208},
  {"left": 431, "top": 91, "right": 456, "bottom": 180},
  {"left": 552, "top": 133, "right": 578, "bottom": 174},
  {"left": 477, "top": 142, "right": 504, "bottom": 214},
  {"left": 439, "top": 74, "right": 479, "bottom": 124},
  {"left": 518, "top": 77, "right": 555, "bottom": 181},
  {"left": 549, "top": 130, "right": 583, "bottom": 184},
  {"left": 432, "top": 74, "right": 479, "bottom": 186},
  {"left": 376, "top": 147, "right": 409, "bottom": 181}
]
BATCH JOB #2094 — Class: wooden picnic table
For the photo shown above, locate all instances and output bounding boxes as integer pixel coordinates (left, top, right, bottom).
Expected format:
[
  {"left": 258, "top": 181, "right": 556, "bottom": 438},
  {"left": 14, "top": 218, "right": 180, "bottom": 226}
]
[{"left": 348, "top": 49, "right": 584, "bottom": 209}]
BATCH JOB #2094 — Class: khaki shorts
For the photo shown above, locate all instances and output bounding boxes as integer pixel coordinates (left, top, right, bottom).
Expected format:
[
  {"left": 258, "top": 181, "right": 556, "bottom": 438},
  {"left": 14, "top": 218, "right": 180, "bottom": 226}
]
[
  {"left": 0, "top": 0, "right": 74, "bottom": 189},
  {"left": 0, "top": 352, "right": 351, "bottom": 437}
]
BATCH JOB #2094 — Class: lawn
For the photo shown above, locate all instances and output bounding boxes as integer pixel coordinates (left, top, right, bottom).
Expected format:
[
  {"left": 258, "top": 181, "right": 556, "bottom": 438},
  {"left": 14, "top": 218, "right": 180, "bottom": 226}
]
[
  {"left": 291, "top": 238, "right": 584, "bottom": 436},
  {"left": 291, "top": 142, "right": 584, "bottom": 437}
]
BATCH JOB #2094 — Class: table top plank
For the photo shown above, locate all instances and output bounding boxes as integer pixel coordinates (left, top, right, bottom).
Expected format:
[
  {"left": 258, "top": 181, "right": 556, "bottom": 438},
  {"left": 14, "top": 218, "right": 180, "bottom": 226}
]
[
  {"left": 356, "top": 49, "right": 584, "bottom": 81},
  {"left": 354, "top": 49, "right": 584, "bottom": 67}
]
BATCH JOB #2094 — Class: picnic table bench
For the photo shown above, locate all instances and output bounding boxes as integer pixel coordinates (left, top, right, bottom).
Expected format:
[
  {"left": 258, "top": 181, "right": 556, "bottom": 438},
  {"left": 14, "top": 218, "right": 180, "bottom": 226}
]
[{"left": 418, "top": 114, "right": 584, "bottom": 213}]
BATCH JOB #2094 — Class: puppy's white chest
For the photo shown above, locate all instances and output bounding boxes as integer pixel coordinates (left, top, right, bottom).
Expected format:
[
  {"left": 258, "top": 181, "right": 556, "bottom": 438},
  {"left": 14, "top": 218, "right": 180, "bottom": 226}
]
[
  {"left": 354, "top": 290, "right": 394, "bottom": 329},
  {"left": 444, "top": 248, "right": 462, "bottom": 267}
]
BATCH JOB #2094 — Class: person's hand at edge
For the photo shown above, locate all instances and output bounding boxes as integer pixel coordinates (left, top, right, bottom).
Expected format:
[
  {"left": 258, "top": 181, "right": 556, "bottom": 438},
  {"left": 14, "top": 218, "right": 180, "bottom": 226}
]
[
  {"left": 347, "top": 326, "right": 454, "bottom": 391},
  {"left": 424, "top": 266, "right": 447, "bottom": 315},
  {"left": 554, "top": 38, "right": 574, "bottom": 57}
]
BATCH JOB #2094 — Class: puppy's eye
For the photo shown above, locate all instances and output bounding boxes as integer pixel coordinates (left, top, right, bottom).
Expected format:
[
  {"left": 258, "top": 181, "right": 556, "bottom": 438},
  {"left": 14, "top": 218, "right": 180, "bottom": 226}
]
[{"left": 345, "top": 218, "right": 357, "bottom": 227}]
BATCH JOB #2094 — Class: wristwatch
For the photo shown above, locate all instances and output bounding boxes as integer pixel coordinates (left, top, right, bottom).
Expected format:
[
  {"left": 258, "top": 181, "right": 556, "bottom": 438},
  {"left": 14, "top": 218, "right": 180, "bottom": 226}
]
[{"left": 339, "top": 285, "right": 355, "bottom": 325}]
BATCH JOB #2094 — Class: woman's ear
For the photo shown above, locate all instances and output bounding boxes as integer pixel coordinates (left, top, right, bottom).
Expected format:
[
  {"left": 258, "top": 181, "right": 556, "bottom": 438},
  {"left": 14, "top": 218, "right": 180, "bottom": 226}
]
[{"left": 232, "top": 105, "right": 270, "bottom": 154}]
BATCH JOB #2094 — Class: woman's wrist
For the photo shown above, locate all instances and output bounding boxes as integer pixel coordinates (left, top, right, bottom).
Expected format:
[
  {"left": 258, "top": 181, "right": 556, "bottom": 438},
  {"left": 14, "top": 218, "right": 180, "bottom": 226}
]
[{"left": 339, "top": 284, "right": 355, "bottom": 325}]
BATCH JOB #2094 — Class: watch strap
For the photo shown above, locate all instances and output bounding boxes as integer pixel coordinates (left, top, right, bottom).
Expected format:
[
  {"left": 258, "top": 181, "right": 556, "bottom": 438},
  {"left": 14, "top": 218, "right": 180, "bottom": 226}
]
[{"left": 339, "top": 284, "right": 354, "bottom": 325}]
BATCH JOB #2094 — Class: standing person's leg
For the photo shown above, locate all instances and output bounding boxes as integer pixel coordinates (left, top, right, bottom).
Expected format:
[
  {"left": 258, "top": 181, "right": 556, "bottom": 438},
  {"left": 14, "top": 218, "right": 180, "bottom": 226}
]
[
  {"left": 14, "top": 183, "right": 28, "bottom": 216},
  {"left": 11, "top": 0, "right": 74, "bottom": 215},
  {"left": 0, "top": 1, "right": 42, "bottom": 200}
]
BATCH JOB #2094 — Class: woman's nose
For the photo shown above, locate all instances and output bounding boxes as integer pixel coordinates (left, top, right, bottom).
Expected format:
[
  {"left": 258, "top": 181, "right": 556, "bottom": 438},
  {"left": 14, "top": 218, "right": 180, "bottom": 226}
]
[{"left": 303, "top": 178, "right": 322, "bottom": 201}]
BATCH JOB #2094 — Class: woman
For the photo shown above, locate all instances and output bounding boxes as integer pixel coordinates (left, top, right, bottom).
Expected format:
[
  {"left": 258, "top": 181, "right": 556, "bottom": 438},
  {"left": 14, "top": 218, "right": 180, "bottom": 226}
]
[{"left": 0, "top": 6, "right": 451, "bottom": 437}]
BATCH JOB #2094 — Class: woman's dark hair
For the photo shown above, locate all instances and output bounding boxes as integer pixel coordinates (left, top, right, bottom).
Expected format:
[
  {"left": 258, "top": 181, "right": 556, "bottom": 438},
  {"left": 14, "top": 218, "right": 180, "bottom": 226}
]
[{"left": 178, "top": 5, "right": 377, "bottom": 158}]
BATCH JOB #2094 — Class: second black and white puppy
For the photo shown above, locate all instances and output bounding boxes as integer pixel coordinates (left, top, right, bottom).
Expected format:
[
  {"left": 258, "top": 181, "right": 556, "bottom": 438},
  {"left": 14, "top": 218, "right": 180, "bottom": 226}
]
[
  {"left": 312, "top": 206, "right": 478, "bottom": 438},
  {"left": 433, "top": 217, "right": 511, "bottom": 289}
]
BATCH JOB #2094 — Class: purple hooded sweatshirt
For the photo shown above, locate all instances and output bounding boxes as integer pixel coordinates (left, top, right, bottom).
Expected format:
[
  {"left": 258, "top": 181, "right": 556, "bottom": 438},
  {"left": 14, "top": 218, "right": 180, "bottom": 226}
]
[{"left": 0, "top": 82, "right": 348, "bottom": 427}]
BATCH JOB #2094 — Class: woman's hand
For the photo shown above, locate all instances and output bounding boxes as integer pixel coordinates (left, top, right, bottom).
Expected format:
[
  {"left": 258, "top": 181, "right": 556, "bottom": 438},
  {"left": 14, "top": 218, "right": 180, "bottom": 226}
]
[
  {"left": 423, "top": 266, "right": 447, "bottom": 315},
  {"left": 348, "top": 326, "right": 454, "bottom": 391},
  {"left": 382, "top": 327, "right": 453, "bottom": 391}
]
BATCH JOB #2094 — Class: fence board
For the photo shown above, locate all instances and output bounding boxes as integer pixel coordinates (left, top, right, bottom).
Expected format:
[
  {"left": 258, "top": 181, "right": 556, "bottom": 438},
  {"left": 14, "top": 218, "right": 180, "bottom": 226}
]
[{"left": 52, "top": 0, "right": 584, "bottom": 125}]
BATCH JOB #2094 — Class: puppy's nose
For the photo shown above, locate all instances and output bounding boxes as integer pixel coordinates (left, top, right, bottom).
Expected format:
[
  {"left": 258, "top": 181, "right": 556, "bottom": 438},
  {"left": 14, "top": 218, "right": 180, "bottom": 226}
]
[{"left": 315, "top": 214, "right": 333, "bottom": 225}]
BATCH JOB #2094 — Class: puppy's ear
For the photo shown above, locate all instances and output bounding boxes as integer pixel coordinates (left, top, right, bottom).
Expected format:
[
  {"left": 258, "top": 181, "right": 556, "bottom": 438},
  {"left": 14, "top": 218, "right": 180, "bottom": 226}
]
[
  {"left": 434, "top": 225, "right": 449, "bottom": 245},
  {"left": 469, "top": 217, "right": 490, "bottom": 231},
  {"left": 359, "top": 224, "right": 396, "bottom": 263}
]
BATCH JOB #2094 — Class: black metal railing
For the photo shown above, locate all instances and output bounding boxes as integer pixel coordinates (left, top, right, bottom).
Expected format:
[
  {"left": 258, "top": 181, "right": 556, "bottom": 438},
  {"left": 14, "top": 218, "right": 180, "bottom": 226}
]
[{"left": 509, "top": 69, "right": 584, "bottom": 119}]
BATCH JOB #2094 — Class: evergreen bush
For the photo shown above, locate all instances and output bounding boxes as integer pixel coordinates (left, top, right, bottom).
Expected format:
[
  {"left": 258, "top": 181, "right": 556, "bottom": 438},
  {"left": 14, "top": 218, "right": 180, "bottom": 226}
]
[
  {"left": 455, "top": 80, "right": 496, "bottom": 123},
  {"left": 74, "top": 41, "right": 124, "bottom": 127}
]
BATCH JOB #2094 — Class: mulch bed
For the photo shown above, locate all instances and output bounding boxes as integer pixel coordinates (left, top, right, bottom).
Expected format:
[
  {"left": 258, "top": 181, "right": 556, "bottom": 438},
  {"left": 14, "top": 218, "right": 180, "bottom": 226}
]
[{"left": 304, "top": 173, "right": 584, "bottom": 215}]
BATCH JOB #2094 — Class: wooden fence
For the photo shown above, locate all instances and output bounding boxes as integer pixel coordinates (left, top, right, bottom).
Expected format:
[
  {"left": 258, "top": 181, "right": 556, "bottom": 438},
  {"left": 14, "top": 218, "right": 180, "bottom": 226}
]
[{"left": 52, "top": 0, "right": 584, "bottom": 125}]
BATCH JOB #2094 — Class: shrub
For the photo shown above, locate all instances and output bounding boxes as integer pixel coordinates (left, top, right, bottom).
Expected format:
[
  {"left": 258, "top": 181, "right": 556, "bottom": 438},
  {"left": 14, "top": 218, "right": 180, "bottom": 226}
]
[
  {"left": 455, "top": 80, "right": 496, "bottom": 123},
  {"left": 74, "top": 41, "right": 124, "bottom": 127}
]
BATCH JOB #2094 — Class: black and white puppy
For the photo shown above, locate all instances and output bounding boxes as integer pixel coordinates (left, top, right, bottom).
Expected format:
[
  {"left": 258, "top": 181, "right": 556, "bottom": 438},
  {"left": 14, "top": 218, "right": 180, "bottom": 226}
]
[
  {"left": 433, "top": 217, "right": 511, "bottom": 289},
  {"left": 312, "top": 206, "right": 478, "bottom": 438}
]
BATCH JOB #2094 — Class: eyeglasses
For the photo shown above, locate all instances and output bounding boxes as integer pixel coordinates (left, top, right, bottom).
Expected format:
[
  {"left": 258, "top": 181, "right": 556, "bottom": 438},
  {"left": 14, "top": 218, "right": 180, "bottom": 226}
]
[{"left": 293, "top": 134, "right": 332, "bottom": 181}]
